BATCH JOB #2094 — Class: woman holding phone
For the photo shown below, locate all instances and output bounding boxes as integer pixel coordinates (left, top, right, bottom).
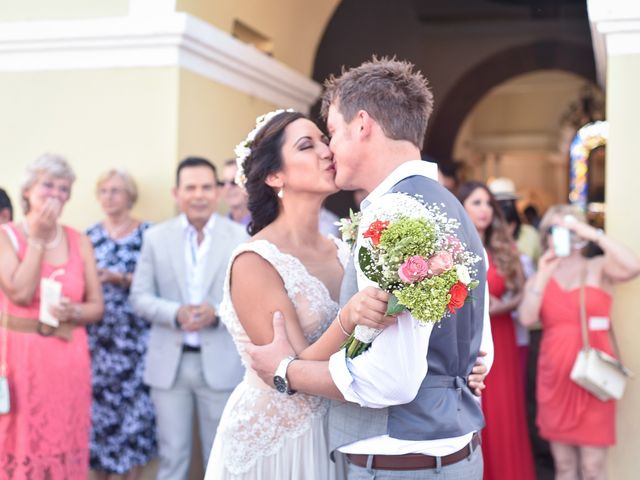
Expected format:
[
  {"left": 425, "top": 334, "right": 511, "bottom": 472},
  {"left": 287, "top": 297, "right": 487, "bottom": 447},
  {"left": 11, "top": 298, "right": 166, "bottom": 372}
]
[
  {"left": 0, "top": 154, "right": 103, "bottom": 479},
  {"left": 519, "top": 204, "right": 640, "bottom": 479}
]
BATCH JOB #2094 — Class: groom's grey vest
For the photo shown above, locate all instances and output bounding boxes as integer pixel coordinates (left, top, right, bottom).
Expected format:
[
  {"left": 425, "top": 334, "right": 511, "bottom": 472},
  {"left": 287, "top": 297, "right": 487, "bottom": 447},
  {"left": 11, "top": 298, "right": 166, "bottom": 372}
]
[{"left": 329, "top": 175, "right": 486, "bottom": 454}]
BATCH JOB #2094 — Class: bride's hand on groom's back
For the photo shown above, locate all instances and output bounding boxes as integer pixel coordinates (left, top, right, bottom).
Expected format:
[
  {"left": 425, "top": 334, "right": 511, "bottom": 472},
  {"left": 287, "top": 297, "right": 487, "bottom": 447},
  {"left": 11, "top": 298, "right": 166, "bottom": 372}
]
[{"left": 341, "top": 287, "right": 397, "bottom": 333}]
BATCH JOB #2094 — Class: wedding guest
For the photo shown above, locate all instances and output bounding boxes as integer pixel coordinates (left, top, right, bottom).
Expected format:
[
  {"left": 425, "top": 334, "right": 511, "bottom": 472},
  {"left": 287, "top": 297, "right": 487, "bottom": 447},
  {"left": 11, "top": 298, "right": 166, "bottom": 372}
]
[
  {"left": 86, "top": 169, "right": 156, "bottom": 479},
  {"left": 519, "top": 205, "right": 640, "bottom": 480},
  {"left": 130, "top": 157, "right": 246, "bottom": 480},
  {"left": 221, "top": 159, "right": 251, "bottom": 227},
  {"left": 0, "top": 188, "right": 13, "bottom": 223},
  {"left": 437, "top": 161, "right": 461, "bottom": 192},
  {"left": 0, "top": 153, "right": 103, "bottom": 479},
  {"left": 458, "top": 181, "right": 536, "bottom": 480},
  {"left": 488, "top": 177, "right": 552, "bottom": 477}
]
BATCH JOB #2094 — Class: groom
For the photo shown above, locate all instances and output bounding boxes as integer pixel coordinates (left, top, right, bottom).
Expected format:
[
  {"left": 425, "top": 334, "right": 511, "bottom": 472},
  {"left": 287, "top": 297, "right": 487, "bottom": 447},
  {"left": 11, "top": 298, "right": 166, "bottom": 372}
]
[{"left": 247, "top": 57, "right": 492, "bottom": 479}]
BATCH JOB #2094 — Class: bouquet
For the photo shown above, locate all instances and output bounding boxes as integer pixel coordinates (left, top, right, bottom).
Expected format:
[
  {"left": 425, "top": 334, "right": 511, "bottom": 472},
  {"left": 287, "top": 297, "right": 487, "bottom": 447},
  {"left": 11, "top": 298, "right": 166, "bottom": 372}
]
[{"left": 341, "top": 194, "right": 481, "bottom": 358}]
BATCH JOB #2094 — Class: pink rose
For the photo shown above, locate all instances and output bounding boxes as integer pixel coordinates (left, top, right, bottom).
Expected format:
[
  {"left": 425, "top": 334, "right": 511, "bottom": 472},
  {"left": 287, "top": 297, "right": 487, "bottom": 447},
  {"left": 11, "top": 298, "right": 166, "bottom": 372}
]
[
  {"left": 398, "top": 256, "right": 430, "bottom": 284},
  {"left": 427, "top": 251, "right": 454, "bottom": 276}
]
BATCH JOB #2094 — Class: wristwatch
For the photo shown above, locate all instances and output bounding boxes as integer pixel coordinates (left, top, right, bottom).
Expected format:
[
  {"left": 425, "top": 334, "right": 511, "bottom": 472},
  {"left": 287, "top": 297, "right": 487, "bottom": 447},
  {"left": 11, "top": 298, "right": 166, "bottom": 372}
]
[{"left": 273, "top": 355, "right": 297, "bottom": 395}]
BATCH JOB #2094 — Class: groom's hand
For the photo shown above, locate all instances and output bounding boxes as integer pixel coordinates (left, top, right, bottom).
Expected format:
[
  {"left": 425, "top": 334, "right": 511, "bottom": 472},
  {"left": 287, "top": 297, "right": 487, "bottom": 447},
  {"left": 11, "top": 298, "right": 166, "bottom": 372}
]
[
  {"left": 246, "top": 311, "right": 295, "bottom": 388},
  {"left": 468, "top": 350, "right": 488, "bottom": 396}
]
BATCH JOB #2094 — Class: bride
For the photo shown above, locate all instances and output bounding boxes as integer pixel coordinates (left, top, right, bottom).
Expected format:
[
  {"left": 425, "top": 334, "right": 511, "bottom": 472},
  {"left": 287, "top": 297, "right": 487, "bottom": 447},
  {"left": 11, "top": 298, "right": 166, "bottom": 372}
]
[{"left": 205, "top": 110, "right": 393, "bottom": 479}]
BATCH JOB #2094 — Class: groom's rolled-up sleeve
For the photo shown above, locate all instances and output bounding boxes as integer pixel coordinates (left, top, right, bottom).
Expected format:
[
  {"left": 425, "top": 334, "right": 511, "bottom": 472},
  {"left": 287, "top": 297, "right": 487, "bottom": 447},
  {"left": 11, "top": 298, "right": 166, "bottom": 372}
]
[{"left": 328, "top": 311, "right": 432, "bottom": 408}]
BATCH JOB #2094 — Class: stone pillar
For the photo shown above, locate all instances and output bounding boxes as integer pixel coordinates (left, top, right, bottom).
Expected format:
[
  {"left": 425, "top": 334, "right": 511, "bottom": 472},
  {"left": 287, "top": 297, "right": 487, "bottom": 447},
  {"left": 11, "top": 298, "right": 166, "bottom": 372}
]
[{"left": 588, "top": 2, "right": 640, "bottom": 478}]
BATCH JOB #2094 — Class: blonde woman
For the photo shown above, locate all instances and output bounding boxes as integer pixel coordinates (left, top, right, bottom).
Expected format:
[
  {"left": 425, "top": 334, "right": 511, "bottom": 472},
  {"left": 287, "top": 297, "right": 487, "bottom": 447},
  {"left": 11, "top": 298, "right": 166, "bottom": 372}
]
[
  {"left": 519, "top": 205, "right": 640, "bottom": 480},
  {"left": 0, "top": 154, "right": 103, "bottom": 478},
  {"left": 86, "top": 170, "right": 156, "bottom": 479}
]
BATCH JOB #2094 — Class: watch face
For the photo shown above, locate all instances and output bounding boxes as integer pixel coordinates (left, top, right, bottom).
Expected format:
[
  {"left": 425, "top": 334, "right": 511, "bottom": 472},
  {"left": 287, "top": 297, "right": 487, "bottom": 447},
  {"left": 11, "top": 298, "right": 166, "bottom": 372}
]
[{"left": 274, "top": 376, "right": 287, "bottom": 393}]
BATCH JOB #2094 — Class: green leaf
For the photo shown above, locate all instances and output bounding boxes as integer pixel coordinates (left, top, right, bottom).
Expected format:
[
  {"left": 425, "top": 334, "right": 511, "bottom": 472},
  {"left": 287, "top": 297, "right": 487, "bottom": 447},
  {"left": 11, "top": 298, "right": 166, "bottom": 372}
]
[
  {"left": 386, "top": 294, "right": 407, "bottom": 316},
  {"left": 467, "top": 280, "right": 479, "bottom": 290},
  {"left": 358, "top": 246, "right": 383, "bottom": 283}
]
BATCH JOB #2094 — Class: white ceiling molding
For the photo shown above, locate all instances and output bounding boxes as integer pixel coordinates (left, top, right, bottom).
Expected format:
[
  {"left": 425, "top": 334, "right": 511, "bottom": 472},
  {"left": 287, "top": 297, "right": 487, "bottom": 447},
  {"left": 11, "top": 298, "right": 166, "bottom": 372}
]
[
  {"left": 0, "top": 12, "right": 321, "bottom": 112},
  {"left": 588, "top": 0, "right": 640, "bottom": 88}
]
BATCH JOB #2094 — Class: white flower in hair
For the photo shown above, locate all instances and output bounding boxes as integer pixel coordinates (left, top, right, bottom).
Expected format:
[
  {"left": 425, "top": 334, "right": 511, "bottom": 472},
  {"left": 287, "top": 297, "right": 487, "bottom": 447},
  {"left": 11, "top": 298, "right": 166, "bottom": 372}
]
[{"left": 235, "top": 108, "right": 296, "bottom": 189}]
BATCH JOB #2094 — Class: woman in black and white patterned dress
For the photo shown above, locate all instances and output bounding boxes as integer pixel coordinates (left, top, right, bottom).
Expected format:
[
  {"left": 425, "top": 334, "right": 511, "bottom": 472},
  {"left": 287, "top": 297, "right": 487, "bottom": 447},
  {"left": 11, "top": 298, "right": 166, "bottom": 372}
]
[{"left": 87, "top": 170, "right": 156, "bottom": 479}]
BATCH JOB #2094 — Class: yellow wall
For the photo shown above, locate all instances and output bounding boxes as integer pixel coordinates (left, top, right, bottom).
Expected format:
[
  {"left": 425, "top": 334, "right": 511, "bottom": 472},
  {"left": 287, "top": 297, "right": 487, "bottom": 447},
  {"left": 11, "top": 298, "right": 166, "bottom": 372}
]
[
  {"left": 0, "top": 68, "right": 179, "bottom": 229},
  {"left": 0, "top": 0, "right": 128, "bottom": 21},
  {"left": 176, "top": 0, "right": 341, "bottom": 75},
  {"left": 605, "top": 53, "right": 640, "bottom": 480},
  {"left": 177, "top": 69, "right": 276, "bottom": 167}
]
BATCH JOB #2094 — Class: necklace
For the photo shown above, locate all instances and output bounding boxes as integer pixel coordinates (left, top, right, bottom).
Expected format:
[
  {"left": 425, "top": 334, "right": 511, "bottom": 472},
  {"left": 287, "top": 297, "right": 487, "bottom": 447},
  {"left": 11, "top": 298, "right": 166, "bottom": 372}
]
[
  {"left": 23, "top": 222, "right": 62, "bottom": 250},
  {"left": 105, "top": 218, "right": 134, "bottom": 239}
]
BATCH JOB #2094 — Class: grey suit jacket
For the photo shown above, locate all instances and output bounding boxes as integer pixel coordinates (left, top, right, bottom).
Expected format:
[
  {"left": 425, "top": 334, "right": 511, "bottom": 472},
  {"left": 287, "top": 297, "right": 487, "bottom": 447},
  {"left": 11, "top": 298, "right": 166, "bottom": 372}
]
[{"left": 130, "top": 214, "right": 247, "bottom": 391}]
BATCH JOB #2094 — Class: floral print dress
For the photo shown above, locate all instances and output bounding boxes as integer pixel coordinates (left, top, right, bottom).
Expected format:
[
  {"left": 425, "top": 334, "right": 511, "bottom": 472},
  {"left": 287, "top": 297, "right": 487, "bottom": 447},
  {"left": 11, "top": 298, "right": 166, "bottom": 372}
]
[{"left": 86, "top": 222, "right": 157, "bottom": 474}]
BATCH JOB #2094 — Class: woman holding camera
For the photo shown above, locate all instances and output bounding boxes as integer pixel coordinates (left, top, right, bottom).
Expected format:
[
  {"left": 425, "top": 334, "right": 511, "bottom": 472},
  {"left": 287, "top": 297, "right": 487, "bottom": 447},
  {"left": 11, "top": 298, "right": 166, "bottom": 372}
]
[{"left": 519, "top": 204, "right": 640, "bottom": 480}]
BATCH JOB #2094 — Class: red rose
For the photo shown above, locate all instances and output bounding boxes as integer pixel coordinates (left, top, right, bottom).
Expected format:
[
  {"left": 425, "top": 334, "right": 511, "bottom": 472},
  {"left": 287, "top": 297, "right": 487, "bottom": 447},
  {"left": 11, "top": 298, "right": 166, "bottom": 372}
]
[
  {"left": 363, "top": 220, "right": 390, "bottom": 246},
  {"left": 448, "top": 281, "right": 468, "bottom": 313}
]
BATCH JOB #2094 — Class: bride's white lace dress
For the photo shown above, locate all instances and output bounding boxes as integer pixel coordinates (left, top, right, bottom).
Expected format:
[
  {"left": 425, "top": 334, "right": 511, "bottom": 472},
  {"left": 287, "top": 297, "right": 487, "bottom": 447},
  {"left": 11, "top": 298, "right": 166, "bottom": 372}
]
[{"left": 205, "top": 238, "right": 349, "bottom": 480}]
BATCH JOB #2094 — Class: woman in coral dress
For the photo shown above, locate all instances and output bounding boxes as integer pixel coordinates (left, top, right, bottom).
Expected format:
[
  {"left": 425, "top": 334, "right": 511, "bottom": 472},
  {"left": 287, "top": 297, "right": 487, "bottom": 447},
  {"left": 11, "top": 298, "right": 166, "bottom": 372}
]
[
  {"left": 459, "top": 181, "right": 536, "bottom": 480},
  {"left": 519, "top": 205, "right": 640, "bottom": 479},
  {"left": 0, "top": 154, "right": 104, "bottom": 478}
]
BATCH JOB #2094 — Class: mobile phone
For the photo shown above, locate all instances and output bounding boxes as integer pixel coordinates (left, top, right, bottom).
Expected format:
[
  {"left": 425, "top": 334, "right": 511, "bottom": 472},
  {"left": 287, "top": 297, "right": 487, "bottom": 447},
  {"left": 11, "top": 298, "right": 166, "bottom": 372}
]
[{"left": 551, "top": 226, "right": 571, "bottom": 257}]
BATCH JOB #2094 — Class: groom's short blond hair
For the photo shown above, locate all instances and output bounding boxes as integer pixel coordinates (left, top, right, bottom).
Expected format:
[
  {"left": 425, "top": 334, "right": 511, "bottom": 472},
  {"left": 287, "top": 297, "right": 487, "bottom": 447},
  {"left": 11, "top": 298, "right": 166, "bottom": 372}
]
[{"left": 321, "top": 56, "right": 434, "bottom": 149}]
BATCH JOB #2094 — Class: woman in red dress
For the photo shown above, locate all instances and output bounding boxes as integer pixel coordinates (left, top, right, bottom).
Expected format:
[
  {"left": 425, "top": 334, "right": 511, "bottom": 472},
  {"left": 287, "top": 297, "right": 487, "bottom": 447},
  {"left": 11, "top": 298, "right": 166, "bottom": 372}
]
[
  {"left": 459, "top": 182, "right": 535, "bottom": 480},
  {"left": 0, "top": 154, "right": 104, "bottom": 478},
  {"left": 519, "top": 205, "right": 640, "bottom": 480}
]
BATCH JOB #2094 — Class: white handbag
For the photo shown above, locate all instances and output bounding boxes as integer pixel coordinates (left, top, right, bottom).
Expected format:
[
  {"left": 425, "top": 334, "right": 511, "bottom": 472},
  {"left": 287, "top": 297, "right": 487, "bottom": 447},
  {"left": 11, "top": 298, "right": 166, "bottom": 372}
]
[
  {"left": 0, "top": 302, "right": 10, "bottom": 414},
  {"left": 569, "top": 268, "right": 632, "bottom": 401}
]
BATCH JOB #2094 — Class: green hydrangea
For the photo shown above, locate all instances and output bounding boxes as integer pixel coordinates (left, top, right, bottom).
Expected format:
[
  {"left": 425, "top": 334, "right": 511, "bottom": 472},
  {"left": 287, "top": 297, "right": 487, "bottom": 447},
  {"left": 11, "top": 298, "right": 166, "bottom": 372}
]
[
  {"left": 378, "top": 217, "right": 437, "bottom": 260},
  {"left": 394, "top": 270, "right": 458, "bottom": 323}
]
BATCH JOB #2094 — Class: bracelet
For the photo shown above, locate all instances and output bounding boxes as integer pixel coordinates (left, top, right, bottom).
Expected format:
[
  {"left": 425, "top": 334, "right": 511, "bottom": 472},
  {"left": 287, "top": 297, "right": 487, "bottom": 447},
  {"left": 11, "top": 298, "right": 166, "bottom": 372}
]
[
  {"left": 27, "top": 238, "right": 44, "bottom": 250},
  {"left": 529, "top": 287, "right": 543, "bottom": 296},
  {"left": 71, "top": 305, "right": 81, "bottom": 324},
  {"left": 336, "top": 309, "right": 352, "bottom": 337},
  {"left": 593, "top": 228, "right": 605, "bottom": 245}
]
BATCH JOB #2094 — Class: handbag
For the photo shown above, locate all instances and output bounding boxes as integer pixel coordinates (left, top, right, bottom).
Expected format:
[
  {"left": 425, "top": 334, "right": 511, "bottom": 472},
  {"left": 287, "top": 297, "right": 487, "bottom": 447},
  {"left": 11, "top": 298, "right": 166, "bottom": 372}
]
[
  {"left": 569, "top": 264, "right": 632, "bottom": 401},
  {"left": 0, "top": 301, "right": 10, "bottom": 414}
]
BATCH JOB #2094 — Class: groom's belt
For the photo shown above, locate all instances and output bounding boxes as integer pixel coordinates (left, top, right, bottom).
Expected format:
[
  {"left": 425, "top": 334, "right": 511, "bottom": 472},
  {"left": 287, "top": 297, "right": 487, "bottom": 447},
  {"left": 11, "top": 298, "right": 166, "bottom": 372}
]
[{"left": 346, "top": 432, "right": 480, "bottom": 471}]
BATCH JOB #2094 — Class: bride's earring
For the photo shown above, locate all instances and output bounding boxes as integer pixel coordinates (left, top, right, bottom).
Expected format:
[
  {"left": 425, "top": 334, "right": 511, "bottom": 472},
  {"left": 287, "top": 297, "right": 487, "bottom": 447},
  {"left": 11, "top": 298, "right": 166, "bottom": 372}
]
[{"left": 277, "top": 187, "right": 284, "bottom": 199}]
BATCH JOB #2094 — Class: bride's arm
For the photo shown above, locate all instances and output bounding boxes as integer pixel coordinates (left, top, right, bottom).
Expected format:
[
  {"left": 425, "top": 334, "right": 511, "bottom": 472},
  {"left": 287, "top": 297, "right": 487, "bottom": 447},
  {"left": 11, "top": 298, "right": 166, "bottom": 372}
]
[
  {"left": 231, "top": 252, "right": 393, "bottom": 360},
  {"left": 231, "top": 252, "right": 310, "bottom": 353}
]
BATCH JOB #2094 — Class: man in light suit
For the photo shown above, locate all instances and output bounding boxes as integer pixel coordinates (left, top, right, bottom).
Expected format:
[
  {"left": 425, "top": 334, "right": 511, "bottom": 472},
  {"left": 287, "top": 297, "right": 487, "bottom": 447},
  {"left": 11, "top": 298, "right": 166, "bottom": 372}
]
[{"left": 130, "top": 157, "right": 247, "bottom": 480}]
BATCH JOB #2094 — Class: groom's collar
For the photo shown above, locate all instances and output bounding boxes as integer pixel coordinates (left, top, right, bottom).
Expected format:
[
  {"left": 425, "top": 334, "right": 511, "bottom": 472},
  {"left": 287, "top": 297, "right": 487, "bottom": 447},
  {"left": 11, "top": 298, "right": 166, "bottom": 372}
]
[{"left": 360, "top": 160, "right": 438, "bottom": 211}]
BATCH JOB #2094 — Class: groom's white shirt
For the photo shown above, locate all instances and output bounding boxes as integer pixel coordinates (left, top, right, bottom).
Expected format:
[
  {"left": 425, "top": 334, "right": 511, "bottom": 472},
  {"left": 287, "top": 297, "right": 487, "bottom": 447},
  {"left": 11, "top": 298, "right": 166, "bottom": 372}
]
[{"left": 328, "top": 160, "right": 494, "bottom": 456}]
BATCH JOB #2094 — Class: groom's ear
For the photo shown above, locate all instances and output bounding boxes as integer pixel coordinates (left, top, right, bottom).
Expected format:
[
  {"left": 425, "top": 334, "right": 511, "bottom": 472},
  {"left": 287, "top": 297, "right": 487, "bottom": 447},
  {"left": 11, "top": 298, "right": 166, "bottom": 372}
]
[{"left": 356, "top": 110, "right": 373, "bottom": 140}]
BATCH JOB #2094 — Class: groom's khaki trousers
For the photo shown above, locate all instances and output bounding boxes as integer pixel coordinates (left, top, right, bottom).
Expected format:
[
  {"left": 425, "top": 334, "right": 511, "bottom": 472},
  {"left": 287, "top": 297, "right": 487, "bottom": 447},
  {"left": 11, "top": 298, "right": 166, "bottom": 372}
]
[{"left": 151, "top": 351, "right": 231, "bottom": 480}]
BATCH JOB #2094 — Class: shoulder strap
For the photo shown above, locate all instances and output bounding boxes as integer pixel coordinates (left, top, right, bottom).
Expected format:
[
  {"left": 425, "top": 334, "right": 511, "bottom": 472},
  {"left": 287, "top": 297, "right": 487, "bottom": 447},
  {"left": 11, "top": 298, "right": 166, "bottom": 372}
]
[
  {"left": 0, "top": 223, "right": 19, "bottom": 252},
  {"left": 578, "top": 263, "right": 590, "bottom": 351}
]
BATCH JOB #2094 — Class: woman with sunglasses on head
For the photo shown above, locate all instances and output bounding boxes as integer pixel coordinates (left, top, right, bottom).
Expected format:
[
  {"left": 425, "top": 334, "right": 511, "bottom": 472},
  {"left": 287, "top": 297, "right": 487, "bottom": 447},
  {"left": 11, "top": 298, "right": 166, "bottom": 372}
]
[{"left": 519, "top": 205, "right": 640, "bottom": 480}]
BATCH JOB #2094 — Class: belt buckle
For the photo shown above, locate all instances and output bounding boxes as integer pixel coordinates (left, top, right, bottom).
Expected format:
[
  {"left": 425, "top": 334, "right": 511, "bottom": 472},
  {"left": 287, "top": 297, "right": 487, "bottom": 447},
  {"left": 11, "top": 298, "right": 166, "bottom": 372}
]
[{"left": 36, "top": 322, "right": 56, "bottom": 337}]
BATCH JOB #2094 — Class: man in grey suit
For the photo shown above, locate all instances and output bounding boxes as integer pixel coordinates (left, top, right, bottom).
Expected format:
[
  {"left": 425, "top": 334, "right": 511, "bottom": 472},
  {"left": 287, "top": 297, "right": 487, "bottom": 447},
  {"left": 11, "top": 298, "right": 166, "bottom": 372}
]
[
  {"left": 246, "top": 58, "right": 492, "bottom": 479},
  {"left": 130, "top": 157, "right": 247, "bottom": 480}
]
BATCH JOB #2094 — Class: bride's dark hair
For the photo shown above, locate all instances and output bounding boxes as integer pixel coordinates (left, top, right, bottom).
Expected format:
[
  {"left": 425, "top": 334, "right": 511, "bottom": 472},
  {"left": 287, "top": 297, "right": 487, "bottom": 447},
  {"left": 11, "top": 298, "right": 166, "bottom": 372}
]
[{"left": 244, "top": 110, "right": 306, "bottom": 235}]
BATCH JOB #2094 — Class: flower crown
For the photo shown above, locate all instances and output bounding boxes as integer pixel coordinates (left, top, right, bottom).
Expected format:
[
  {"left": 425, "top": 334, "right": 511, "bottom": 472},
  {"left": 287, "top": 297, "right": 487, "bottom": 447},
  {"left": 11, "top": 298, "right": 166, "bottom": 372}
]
[{"left": 234, "top": 108, "right": 295, "bottom": 189}]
